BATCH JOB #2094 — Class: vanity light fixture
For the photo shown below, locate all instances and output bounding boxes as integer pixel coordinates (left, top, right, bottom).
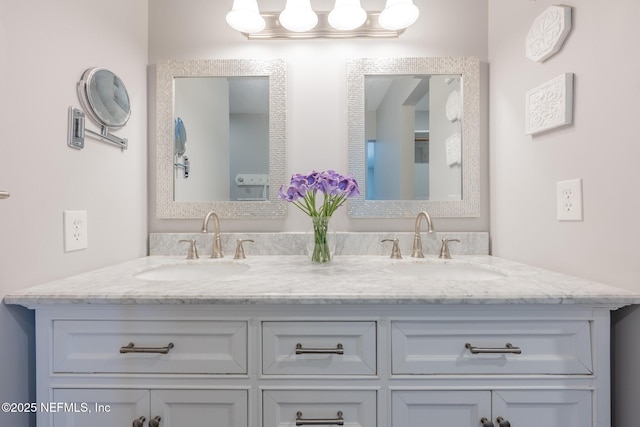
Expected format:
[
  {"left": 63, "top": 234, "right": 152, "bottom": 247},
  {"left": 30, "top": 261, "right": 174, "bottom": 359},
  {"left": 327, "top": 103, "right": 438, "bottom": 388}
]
[
  {"left": 226, "top": 0, "right": 420, "bottom": 39},
  {"left": 279, "top": 0, "right": 318, "bottom": 32},
  {"left": 379, "top": 0, "right": 420, "bottom": 31},
  {"left": 327, "top": 0, "right": 367, "bottom": 31},
  {"left": 226, "top": 0, "right": 266, "bottom": 33}
]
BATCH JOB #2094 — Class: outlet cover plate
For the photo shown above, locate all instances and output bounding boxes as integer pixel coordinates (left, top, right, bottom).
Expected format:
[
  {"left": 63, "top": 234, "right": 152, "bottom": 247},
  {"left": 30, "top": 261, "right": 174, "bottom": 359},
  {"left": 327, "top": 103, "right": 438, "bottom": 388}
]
[
  {"left": 63, "top": 210, "right": 88, "bottom": 252},
  {"left": 556, "top": 179, "right": 583, "bottom": 221}
]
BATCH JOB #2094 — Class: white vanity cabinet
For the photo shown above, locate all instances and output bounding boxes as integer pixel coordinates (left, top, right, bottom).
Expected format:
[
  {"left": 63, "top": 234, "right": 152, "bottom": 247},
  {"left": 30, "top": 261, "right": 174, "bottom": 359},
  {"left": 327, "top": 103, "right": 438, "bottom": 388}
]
[
  {"left": 51, "top": 389, "right": 248, "bottom": 427},
  {"left": 392, "top": 389, "right": 592, "bottom": 427},
  {"left": 30, "top": 304, "right": 614, "bottom": 427}
]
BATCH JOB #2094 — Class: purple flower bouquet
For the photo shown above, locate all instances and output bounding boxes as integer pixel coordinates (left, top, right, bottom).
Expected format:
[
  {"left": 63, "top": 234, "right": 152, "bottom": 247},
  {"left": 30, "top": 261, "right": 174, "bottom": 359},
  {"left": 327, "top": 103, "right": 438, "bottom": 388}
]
[{"left": 279, "top": 170, "right": 359, "bottom": 262}]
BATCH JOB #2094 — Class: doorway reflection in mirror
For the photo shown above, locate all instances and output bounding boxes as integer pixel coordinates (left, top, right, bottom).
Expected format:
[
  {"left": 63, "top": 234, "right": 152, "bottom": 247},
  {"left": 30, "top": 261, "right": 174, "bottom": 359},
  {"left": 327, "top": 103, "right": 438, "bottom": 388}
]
[{"left": 364, "top": 74, "right": 462, "bottom": 201}]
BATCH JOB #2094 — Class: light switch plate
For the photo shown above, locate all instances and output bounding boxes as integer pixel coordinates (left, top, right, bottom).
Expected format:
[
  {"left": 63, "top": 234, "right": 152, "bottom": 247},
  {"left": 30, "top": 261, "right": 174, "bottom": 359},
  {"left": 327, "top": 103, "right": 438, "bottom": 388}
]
[
  {"left": 63, "top": 210, "right": 88, "bottom": 252},
  {"left": 556, "top": 179, "right": 583, "bottom": 221}
]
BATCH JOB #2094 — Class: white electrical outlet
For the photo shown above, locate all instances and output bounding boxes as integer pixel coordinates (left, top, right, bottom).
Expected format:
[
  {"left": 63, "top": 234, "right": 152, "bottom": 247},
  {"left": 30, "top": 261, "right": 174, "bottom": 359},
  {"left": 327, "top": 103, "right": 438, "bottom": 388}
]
[
  {"left": 556, "top": 179, "right": 583, "bottom": 221},
  {"left": 63, "top": 211, "right": 88, "bottom": 252}
]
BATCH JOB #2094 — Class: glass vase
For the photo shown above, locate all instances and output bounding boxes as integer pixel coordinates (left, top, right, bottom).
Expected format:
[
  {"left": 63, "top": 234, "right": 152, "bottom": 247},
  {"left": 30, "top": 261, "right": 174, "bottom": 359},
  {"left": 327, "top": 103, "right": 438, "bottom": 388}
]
[{"left": 306, "top": 216, "right": 336, "bottom": 263}]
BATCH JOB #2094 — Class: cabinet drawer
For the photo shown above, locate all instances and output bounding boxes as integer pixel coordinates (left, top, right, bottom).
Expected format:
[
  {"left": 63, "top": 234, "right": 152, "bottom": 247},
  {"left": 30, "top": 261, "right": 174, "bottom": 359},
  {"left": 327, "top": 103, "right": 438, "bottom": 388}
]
[
  {"left": 263, "top": 389, "right": 376, "bottom": 427},
  {"left": 262, "top": 321, "right": 376, "bottom": 375},
  {"left": 391, "top": 320, "right": 592, "bottom": 374},
  {"left": 52, "top": 320, "right": 247, "bottom": 374}
]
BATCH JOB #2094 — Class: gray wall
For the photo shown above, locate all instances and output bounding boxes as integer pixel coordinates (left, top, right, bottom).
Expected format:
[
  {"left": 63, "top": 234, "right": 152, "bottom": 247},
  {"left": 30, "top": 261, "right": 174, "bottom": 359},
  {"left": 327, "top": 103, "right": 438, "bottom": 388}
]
[
  {"left": 487, "top": 1, "right": 640, "bottom": 425},
  {"left": 0, "top": 2, "right": 149, "bottom": 426}
]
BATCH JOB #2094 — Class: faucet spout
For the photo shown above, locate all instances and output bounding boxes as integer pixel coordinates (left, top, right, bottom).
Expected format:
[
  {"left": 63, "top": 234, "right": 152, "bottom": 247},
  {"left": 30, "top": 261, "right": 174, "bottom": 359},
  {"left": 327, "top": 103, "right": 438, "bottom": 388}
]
[
  {"left": 202, "top": 211, "right": 223, "bottom": 258},
  {"left": 411, "top": 211, "right": 434, "bottom": 258}
]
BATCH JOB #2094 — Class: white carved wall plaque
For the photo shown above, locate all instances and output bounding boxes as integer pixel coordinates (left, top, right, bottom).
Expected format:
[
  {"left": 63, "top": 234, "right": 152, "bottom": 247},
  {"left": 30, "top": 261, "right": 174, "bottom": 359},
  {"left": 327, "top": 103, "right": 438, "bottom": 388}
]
[
  {"left": 446, "top": 132, "right": 462, "bottom": 166},
  {"left": 525, "top": 73, "right": 574, "bottom": 135},
  {"left": 526, "top": 5, "right": 572, "bottom": 63}
]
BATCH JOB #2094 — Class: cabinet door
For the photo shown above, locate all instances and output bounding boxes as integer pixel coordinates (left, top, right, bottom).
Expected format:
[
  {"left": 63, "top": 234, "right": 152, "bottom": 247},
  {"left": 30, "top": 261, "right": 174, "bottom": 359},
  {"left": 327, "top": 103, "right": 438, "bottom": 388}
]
[
  {"left": 392, "top": 390, "right": 491, "bottom": 427},
  {"left": 492, "top": 390, "right": 592, "bottom": 427},
  {"left": 150, "top": 389, "right": 248, "bottom": 427},
  {"left": 50, "top": 389, "right": 248, "bottom": 427},
  {"left": 51, "top": 389, "right": 149, "bottom": 427}
]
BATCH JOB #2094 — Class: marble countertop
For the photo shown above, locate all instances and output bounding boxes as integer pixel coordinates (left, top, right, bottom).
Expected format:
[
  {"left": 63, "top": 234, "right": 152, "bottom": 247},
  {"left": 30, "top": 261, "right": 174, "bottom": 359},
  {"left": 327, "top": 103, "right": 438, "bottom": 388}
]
[{"left": 4, "top": 255, "right": 640, "bottom": 308}]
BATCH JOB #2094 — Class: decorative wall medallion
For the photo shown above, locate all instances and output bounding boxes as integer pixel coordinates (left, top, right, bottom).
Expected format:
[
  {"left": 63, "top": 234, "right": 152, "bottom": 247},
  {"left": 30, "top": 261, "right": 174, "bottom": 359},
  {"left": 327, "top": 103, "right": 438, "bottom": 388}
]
[
  {"left": 445, "top": 90, "right": 461, "bottom": 122},
  {"left": 526, "top": 5, "right": 572, "bottom": 63},
  {"left": 525, "top": 73, "right": 574, "bottom": 135}
]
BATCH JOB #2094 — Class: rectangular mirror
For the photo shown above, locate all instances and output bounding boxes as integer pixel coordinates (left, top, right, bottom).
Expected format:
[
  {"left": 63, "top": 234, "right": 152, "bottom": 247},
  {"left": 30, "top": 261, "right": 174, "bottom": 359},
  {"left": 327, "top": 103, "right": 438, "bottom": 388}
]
[
  {"left": 155, "top": 59, "right": 287, "bottom": 219},
  {"left": 365, "top": 74, "right": 462, "bottom": 201},
  {"left": 348, "top": 57, "right": 480, "bottom": 218}
]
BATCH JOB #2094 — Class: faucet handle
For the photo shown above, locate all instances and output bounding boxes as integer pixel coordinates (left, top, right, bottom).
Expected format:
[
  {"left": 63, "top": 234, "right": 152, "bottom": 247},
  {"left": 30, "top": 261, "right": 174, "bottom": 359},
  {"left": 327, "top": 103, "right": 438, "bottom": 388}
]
[
  {"left": 178, "top": 239, "right": 199, "bottom": 259},
  {"left": 439, "top": 238, "right": 460, "bottom": 259},
  {"left": 234, "top": 239, "right": 254, "bottom": 259},
  {"left": 381, "top": 239, "right": 403, "bottom": 259}
]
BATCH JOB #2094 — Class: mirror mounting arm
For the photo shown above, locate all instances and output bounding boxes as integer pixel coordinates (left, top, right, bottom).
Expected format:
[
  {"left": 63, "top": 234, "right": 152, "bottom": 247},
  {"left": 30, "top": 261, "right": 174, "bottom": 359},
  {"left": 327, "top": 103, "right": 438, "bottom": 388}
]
[{"left": 67, "top": 107, "right": 128, "bottom": 151}]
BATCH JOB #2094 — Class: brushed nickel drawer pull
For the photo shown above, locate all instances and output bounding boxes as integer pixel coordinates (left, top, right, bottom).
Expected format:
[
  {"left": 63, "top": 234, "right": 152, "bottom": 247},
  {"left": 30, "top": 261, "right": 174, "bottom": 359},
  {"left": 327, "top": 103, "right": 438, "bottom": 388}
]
[
  {"left": 465, "top": 342, "right": 522, "bottom": 355},
  {"left": 295, "top": 343, "right": 344, "bottom": 355},
  {"left": 0, "top": 191, "right": 9, "bottom": 199},
  {"left": 120, "top": 342, "right": 175, "bottom": 354},
  {"left": 149, "top": 415, "right": 162, "bottom": 427},
  {"left": 296, "top": 411, "right": 344, "bottom": 426}
]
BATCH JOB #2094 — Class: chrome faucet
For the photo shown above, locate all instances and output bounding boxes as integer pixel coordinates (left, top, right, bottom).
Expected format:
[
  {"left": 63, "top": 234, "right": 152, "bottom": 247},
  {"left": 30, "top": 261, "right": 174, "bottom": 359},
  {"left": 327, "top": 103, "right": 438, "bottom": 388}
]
[
  {"left": 411, "top": 211, "right": 435, "bottom": 258},
  {"left": 201, "top": 211, "right": 223, "bottom": 258}
]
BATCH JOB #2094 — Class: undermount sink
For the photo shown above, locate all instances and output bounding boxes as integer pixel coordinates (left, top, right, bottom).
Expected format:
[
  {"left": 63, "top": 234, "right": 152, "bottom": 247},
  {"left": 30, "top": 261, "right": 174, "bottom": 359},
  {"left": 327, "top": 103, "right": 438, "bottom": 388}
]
[
  {"left": 386, "top": 262, "right": 506, "bottom": 281},
  {"left": 134, "top": 262, "right": 250, "bottom": 281}
]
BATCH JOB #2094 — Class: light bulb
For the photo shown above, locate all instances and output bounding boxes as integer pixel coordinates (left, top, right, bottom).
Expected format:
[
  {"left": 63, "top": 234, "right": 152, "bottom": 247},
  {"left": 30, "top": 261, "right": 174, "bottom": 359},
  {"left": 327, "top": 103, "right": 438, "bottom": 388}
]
[
  {"left": 379, "top": 0, "right": 419, "bottom": 31},
  {"left": 279, "top": 0, "right": 318, "bottom": 32},
  {"left": 328, "top": 0, "right": 367, "bottom": 31},
  {"left": 226, "top": 0, "right": 265, "bottom": 33}
]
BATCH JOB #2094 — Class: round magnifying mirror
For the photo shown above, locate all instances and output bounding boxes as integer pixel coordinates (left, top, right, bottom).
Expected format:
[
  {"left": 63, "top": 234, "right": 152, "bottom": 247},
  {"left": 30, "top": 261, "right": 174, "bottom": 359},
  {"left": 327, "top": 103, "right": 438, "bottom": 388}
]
[{"left": 78, "top": 68, "right": 131, "bottom": 128}]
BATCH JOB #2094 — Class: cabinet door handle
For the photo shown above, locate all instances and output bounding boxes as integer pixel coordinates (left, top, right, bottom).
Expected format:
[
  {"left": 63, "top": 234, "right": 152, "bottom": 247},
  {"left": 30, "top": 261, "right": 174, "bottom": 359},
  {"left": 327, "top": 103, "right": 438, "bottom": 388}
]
[
  {"left": 0, "top": 191, "right": 9, "bottom": 199},
  {"left": 132, "top": 416, "right": 146, "bottom": 427},
  {"left": 296, "top": 411, "right": 344, "bottom": 426},
  {"left": 149, "top": 416, "right": 162, "bottom": 427},
  {"left": 496, "top": 416, "right": 511, "bottom": 427},
  {"left": 480, "top": 417, "right": 494, "bottom": 427},
  {"left": 295, "top": 343, "right": 344, "bottom": 355},
  {"left": 120, "top": 342, "right": 175, "bottom": 354},
  {"left": 465, "top": 342, "right": 522, "bottom": 355}
]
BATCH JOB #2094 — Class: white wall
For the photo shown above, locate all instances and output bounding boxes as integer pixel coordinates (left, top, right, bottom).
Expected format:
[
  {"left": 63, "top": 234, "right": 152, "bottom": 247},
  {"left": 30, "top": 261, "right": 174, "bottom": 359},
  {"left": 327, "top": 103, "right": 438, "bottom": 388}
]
[
  {"left": 174, "top": 78, "right": 231, "bottom": 201},
  {"left": 487, "top": 1, "right": 640, "bottom": 426},
  {"left": 429, "top": 76, "right": 462, "bottom": 200},
  {"left": 0, "top": 1, "right": 148, "bottom": 426},
  {"left": 148, "top": 0, "right": 489, "bottom": 233}
]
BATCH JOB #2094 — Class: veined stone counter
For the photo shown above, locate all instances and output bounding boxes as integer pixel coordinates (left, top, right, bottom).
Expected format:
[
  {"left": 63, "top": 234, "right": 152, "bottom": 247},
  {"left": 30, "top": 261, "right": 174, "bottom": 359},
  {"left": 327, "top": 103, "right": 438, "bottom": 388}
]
[{"left": 4, "top": 255, "right": 640, "bottom": 308}]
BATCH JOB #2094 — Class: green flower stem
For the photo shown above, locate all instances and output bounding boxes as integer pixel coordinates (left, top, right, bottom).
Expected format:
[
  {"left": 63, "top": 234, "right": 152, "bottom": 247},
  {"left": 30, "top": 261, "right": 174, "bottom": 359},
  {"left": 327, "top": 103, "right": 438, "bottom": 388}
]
[{"left": 310, "top": 216, "right": 332, "bottom": 263}]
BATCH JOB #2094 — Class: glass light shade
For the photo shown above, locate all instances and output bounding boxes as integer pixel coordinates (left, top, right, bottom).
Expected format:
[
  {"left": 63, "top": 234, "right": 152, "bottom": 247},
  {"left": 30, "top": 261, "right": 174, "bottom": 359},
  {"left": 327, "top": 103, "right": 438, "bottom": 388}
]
[
  {"left": 379, "top": 0, "right": 419, "bottom": 30},
  {"left": 328, "top": 0, "right": 367, "bottom": 31},
  {"left": 226, "top": 0, "right": 266, "bottom": 33},
  {"left": 279, "top": 0, "right": 318, "bottom": 32}
]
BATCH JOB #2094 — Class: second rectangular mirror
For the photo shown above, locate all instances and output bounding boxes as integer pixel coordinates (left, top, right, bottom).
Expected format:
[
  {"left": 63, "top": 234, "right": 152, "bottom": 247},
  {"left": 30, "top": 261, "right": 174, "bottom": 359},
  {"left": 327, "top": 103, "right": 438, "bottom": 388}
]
[{"left": 348, "top": 57, "right": 480, "bottom": 218}]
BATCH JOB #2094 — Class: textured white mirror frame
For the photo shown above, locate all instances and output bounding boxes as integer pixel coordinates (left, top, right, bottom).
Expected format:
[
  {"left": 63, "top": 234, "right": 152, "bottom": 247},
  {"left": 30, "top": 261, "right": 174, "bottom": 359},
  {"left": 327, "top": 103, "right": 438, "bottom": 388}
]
[
  {"left": 155, "top": 59, "right": 287, "bottom": 219},
  {"left": 347, "top": 57, "right": 481, "bottom": 218}
]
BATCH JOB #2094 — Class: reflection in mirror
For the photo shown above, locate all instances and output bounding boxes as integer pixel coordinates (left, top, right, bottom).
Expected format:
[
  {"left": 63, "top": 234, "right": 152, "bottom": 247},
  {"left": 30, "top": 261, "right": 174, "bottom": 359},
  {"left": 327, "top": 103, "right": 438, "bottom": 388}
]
[
  {"left": 155, "top": 59, "right": 286, "bottom": 219},
  {"left": 173, "top": 76, "right": 269, "bottom": 202},
  {"left": 348, "top": 57, "right": 480, "bottom": 218},
  {"left": 365, "top": 74, "right": 462, "bottom": 201}
]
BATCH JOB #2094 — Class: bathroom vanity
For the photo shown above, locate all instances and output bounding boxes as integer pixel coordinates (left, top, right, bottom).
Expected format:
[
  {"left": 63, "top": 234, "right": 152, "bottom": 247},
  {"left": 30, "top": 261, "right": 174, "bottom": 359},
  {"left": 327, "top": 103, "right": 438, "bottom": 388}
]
[{"left": 5, "top": 255, "right": 639, "bottom": 427}]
